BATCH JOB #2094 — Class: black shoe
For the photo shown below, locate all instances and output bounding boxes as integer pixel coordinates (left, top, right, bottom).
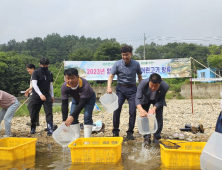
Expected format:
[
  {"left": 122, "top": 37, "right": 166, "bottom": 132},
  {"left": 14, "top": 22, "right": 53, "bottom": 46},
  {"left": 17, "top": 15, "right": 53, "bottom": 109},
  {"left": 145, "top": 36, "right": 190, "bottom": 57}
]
[
  {"left": 153, "top": 136, "right": 161, "bottom": 143},
  {"left": 30, "top": 124, "right": 36, "bottom": 134},
  {"left": 113, "top": 132, "right": 119, "bottom": 137},
  {"left": 143, "top": 137, "right": 151, "bottom": 146},
  {"left": 185, "top": 124, "right": 204, "bottom": 133},
  {"left": 126, "top": 134, "right": 135, "bottom": 140},
  {"left": 80, "top": 123, "right": 84, "bottom": 130},
  {"left": 180, "top": 126, "right": 197, "bottom": 134}
]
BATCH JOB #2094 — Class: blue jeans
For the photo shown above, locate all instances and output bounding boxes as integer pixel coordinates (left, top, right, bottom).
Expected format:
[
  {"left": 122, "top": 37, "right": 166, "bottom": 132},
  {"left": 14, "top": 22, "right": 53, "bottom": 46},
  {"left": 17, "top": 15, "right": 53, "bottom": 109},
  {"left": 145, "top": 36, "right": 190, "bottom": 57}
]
[
  {"left": 70, "top": 92, "right": 96, "bottom": 125},
  {"left": 0, "top": 99, "right": 20, "bottom": 135}
]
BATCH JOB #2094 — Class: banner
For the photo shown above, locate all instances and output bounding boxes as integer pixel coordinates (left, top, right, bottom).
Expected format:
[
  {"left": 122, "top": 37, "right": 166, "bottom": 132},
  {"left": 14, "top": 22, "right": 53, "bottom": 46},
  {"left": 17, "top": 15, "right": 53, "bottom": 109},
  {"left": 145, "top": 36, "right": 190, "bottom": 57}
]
[{"left": 64, "top": 58, "right": 191, "bottom": 80}]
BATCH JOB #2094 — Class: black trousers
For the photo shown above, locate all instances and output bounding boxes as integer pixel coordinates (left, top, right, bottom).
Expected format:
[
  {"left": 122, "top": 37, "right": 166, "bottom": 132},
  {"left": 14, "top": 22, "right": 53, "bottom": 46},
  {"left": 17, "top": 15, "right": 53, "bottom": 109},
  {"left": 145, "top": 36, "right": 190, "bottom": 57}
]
[
  {"left": 112, "top": 85, "right": 137, "bottom": 135},
  {"left": 27, "top": 96, "right": 39, "bottom": 123},
  {"left": 29, "top": 94, "right": 53, "bottom": 124},
  {"left": 142, "top": 100, "right": 163, "bottom": 139}
]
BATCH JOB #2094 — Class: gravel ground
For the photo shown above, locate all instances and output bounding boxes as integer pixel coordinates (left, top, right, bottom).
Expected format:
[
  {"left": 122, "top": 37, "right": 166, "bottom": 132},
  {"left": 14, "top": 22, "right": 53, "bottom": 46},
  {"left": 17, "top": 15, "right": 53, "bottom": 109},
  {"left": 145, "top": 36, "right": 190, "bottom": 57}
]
[{"left": 0, "top": 99, "right": 220, "bottom": 146}]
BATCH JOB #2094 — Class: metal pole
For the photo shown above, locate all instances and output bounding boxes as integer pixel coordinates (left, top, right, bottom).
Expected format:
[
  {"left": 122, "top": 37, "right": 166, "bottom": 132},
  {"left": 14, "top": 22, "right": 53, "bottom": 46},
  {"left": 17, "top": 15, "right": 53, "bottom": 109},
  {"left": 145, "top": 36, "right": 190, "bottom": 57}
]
[
  {"left": 144, "top": 33, "right": 145, "bottom": 60},
  {"left": 190, "top": 76, "right": 193, "bottom": 114}
]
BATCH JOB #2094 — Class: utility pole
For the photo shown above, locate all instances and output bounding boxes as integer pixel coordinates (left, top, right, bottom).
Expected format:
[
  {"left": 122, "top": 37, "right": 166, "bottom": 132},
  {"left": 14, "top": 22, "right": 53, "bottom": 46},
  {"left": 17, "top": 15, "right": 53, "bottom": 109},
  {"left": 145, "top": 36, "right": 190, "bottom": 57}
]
[{"left": 144, "top": 33, "right": 146, "bottom": 60}]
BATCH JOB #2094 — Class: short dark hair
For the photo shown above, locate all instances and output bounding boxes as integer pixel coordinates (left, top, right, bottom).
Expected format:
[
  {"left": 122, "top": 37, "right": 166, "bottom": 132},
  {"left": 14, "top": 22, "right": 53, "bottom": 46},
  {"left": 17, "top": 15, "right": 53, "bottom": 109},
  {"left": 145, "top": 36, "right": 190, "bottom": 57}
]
[
  {"left": 26, "top": 64, "right": 35, "bottom": 69},
  {"left": 120, "top": 45, "right": 132, "bottom": 53},
  {"left": 64, "top": 68, "right": 78, "bottom": 77},
  {"left": 149, "top": 73, "right": 162, "bottom": 84},
  {"left": 40, "top": 58, "right": 49, "bottom": 65}
]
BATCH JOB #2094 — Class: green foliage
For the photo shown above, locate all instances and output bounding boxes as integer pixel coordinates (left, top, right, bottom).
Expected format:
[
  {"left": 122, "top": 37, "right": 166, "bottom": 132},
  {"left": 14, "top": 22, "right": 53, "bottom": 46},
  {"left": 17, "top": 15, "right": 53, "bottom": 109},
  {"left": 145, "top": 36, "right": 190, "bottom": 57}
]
[
  {"left": 15, "top": 102, "right": 62, "bottom": 117},
  {"left": 164, "top": 78, "right": 189, "bottom": 92},
  {"left": 93, "top": 41, "right": 121, "bottom": 61},
  {"left": 69, "top": 48, "right": 94, "bottom": 61},
  {"left": 207, "top": 45, "right": 222, "bottom": 69},
  {"left": 165, "top": 91, "right": 185, "bottom": 99},
  {"left": 0, "top": 52, "right": 38, "bottom": 96}
]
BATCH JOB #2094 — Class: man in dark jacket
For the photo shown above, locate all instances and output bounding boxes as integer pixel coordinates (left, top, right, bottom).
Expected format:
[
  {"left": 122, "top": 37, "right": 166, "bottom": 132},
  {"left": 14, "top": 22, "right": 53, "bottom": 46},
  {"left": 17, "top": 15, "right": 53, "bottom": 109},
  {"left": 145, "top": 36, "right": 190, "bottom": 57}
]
[
  {"left": 135, "top": 73, "right": 169, "bottom": 144},
  {"left": 29, "top": 58, "right": 54, "bottom": 136}
]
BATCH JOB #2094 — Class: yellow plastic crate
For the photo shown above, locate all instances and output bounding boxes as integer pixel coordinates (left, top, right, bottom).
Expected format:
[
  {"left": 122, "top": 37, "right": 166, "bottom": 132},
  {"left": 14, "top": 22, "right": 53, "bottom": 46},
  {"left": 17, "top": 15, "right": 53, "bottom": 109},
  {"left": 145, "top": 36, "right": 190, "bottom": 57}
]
[
  {"left": 160, "top": 140, "right": 206, "bottom": 167},
  {"left": 0, "top": 137, "right": 37, "bottom": 161},
  {"left": 68, "top": 137, "right": 123, "bottom": 163}
]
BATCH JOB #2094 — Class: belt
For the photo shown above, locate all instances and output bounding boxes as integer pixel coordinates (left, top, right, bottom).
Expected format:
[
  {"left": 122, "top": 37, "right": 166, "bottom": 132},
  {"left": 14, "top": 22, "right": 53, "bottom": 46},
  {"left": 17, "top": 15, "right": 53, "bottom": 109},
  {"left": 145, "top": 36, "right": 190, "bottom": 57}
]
[{"left": 118, "top": 83, "right": 136, "bottom": 87}]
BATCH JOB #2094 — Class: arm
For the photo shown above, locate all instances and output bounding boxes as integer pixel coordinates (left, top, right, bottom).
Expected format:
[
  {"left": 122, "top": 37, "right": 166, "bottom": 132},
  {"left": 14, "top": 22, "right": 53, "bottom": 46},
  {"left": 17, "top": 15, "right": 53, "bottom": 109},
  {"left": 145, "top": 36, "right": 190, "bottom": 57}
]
[
  {"left": 138, "top": 74, "right": 142, "bottom": 83},
  {"left": 62, "top": 99, "right": 69, "bottom": 121},
  {"left": 135, "top": 81, "right": 148, "bottom": 117},
  {"left": 107, "top": 74, "right": 114, "bottom": 94},
  {"left": 49, "top": 82, "right": 54, "bottom": 103},
  {"left": 65, "top": 98, "right": 88, "bottom": 126},
  {"left": 137, "top": 104, "right": 148, "bottom": 117},
  {"left": 154, "top": 92, "right": 167, "bottom": 110},
  {"left": 154, "top": 82, "right": 169, "bottom": 110},
  {"left": 25, "top": 87, "right": 32, "bottom": 97},
  {"left": 32, "top": 80, "right": 46, "bottom": 101}
]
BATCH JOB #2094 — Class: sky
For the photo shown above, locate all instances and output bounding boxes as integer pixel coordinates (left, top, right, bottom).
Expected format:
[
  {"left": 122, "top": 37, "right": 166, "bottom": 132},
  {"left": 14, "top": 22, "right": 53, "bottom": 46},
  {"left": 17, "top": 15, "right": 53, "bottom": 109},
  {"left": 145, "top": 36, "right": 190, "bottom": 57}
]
[{"left": 1, "top": 0, "right": 222, "bottom": 50}]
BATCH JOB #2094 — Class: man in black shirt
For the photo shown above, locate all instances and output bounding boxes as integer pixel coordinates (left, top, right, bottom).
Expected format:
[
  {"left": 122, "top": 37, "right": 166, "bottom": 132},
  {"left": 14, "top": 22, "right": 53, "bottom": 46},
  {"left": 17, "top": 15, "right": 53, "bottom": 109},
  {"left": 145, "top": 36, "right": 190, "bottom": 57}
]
[{"left": 29, "top": 58, "right": 54, "bottom": 136}]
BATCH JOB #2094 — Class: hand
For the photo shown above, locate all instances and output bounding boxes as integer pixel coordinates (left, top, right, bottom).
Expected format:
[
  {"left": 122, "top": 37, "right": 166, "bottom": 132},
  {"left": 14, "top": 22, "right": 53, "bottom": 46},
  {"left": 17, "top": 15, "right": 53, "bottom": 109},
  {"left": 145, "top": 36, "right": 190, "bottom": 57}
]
[
  {"left": 51, "top": 97, "right": 54, "bottom": 103},
  {"left": 148, "top": 108, "right": 156, "bottom": 115},
  {"left": 24, "top": 92, "right": 29, "bottom": 97},
  {"left": 24, "top": 89, "right": 29, "bottom": 97},
  {"left": 65, "top": 116, "right": 74, "bottom": 127},
  {"left": 40, "top": 95, "right": 46, "bottom": 101},
  {"left": 107, "top": 87, "right": 112, "bottom": 94},
  {"left": 140, "top": 109, "right": 148, "bottom": 117}
]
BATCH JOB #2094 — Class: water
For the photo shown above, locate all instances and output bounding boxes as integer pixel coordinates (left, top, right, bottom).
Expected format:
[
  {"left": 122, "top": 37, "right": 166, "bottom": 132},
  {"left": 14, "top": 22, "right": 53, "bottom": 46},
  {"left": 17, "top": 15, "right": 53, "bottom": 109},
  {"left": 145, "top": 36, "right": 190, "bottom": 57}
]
[{"left": 0, "top": 141, "right": 201, "bottom": 170}]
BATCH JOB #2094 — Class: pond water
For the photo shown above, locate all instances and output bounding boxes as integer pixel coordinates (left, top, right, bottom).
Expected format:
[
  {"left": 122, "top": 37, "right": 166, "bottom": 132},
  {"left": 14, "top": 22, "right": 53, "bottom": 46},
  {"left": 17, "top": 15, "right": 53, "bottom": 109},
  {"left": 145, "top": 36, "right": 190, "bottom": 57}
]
[{"left": 0, "top": 141, "right": 201, "bottom": 170}]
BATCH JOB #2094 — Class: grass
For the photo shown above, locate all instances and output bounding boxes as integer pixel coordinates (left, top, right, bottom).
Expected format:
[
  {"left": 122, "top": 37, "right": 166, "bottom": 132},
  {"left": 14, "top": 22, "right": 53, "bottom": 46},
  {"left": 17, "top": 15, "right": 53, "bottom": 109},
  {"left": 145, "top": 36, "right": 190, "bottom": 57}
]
[{"left": 165, "top": 91, "right": 185, "bottom": 99}]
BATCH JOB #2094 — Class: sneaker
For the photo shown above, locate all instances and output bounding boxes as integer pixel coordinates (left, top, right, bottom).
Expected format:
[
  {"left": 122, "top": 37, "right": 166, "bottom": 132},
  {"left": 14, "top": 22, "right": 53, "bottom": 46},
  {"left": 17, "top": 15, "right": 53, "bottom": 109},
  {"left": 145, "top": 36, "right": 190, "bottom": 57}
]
[
  {"left": 113, "top": 132, "right": 119, "bottom": 137},
  {"left": 126, "top": 134, "right": 135, "bottom": 140}
]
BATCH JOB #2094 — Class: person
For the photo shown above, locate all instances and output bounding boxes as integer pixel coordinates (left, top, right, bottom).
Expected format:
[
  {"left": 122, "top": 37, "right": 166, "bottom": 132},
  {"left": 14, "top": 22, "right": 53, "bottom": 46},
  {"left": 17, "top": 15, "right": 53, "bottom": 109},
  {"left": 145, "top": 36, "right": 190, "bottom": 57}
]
[
  {"left": 0, "top": 90, "right": 20, "bottom": 137},
  {"left": 107, "top": 45, "right": 142, "bottom": 140},
  {"left": 135, "top": 73, "right": 169, "bottom": 145},
  {"left": 25, "top": 64, "right": 40, "bottom": 126},
  {"left": 62, "top": 68, "right": 96, "bottom": 138},
  {"left": 29, "top": 58, "right": 54, "bottom": 135}
]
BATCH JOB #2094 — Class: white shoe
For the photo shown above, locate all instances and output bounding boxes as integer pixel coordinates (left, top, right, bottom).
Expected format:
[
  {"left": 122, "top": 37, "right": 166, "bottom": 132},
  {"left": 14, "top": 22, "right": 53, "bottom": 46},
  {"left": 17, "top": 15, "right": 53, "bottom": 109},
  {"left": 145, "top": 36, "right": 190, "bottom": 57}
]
[
  {"left": 70, "top": 124, "right": 80, "bottom": 139},
  {"left": 84, "top": 125, "right": 93, "bottom": 138},
  {"left": 179, "top": 134, "right": 185, "bottom": 140},
  {"left": 173, "top": 133, "right": 179, "bottom": 139}
]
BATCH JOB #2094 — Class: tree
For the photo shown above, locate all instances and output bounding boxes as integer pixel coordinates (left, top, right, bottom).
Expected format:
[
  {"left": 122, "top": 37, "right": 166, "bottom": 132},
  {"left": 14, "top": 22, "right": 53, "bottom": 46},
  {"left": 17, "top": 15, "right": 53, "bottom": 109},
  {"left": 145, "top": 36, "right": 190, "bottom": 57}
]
[
  {"left": 0, "top": 52, "right": 38, "bottom": 96},
  {"left": 93, "top": 42, "right": 121, "bottom": 61},
  {"left": 207, "top": 45, "right": 222, "bottom": 69},
  {"left": 69, "top": 48, "right": 94, "bottom": 61}
]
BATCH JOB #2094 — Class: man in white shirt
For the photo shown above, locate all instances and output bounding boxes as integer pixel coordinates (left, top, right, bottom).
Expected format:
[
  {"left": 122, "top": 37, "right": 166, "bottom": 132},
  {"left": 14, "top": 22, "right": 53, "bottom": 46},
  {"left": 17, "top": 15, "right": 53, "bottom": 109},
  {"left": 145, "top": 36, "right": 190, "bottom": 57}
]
[{"left": 25, "top": 64, "right": 40, "bottom": 126}]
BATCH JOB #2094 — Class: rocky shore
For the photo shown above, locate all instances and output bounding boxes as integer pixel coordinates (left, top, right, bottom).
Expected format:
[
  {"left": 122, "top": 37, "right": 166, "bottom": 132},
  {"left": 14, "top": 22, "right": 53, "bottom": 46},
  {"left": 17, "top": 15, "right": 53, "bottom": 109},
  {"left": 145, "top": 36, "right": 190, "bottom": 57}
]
[{"left": 0, "top": 99, "right": 220, "bottom": 146}]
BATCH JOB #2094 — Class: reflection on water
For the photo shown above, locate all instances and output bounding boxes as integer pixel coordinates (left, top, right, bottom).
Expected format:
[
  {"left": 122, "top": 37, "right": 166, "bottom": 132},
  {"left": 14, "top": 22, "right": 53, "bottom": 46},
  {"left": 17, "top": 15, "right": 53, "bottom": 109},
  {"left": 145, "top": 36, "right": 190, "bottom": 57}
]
[{"left": 0, "top": 140, "right": 201, "bottom": 170}]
